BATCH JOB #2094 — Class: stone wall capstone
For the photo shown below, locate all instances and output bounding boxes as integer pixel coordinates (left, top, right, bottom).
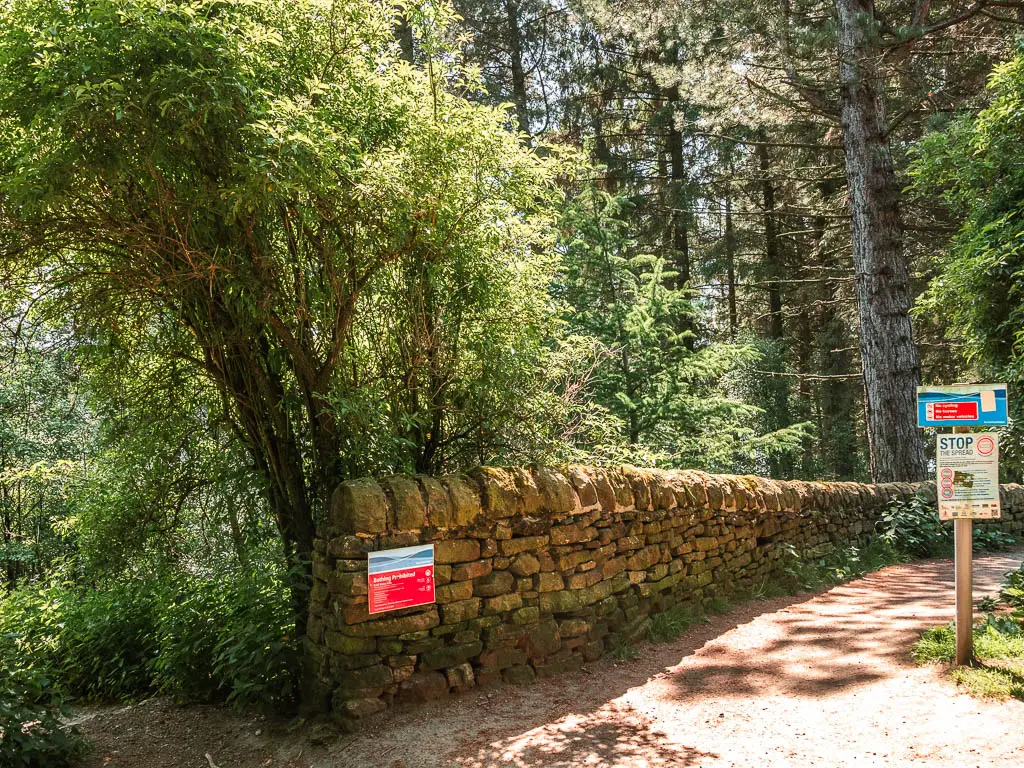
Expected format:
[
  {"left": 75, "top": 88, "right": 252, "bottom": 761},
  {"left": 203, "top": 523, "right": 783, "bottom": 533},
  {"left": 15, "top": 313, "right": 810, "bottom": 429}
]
[{"left": 304, "top": 466, "right": 1024, "bottom": 726}]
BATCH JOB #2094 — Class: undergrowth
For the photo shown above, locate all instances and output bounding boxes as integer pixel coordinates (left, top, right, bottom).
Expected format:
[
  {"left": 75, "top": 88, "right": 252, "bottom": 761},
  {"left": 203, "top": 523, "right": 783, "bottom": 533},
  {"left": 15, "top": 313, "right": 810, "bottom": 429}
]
[
  {"left": 0, "top": 567, "right": 298, "bottom": 712},
  {"left": 778, "top": 537, "right": 903, "bottom": 592},
  {"left": 913, "top": 562, "right": 1024, "bottom": 701},
  {"left": 877, "top": 496, "right": 1016, "bottom": 558},
  {"left": 646, "top": 604, "right": 705, "bottom": 643}
]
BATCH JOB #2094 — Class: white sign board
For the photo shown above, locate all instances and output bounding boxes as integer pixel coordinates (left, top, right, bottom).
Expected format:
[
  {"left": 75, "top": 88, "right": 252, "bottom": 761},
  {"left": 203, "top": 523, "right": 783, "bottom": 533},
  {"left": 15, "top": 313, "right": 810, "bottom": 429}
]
[{"left": 936, "top": 433, "right": 1001, "bottom": 520}]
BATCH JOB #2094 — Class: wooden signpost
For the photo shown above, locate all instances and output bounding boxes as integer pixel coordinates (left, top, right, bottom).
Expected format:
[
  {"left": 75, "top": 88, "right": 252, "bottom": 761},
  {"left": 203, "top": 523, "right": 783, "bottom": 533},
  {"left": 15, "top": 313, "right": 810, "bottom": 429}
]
[{"left": 917, "top": 385, "right": 1007, "bottom": 666}]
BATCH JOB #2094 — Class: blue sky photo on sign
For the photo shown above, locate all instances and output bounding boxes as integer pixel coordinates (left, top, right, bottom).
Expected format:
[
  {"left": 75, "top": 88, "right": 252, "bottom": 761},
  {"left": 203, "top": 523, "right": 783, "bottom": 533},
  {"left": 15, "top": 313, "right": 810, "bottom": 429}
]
[{"left": 917, "top": 385, "right": 1009, "bottom": 428}]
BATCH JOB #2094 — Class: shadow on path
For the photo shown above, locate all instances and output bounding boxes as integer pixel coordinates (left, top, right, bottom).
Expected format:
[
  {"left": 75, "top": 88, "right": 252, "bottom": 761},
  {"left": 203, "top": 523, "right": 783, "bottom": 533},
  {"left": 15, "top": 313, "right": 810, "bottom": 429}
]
[{"left": 338, "top": 550, "right": 1024, "bottom": 768}]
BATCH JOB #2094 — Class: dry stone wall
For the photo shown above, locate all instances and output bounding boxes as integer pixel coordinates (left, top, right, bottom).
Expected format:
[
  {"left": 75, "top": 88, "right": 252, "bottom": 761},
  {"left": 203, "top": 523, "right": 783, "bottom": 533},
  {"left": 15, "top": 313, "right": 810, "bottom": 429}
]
[{"left": 304, "top": 466, "right": 1024, "bottom": 726}]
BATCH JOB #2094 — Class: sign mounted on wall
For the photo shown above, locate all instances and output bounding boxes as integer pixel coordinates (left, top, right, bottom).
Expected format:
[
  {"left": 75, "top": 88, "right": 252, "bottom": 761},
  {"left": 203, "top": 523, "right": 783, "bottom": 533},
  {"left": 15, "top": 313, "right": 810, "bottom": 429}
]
[
  {"left": 936, "top": 433, "right": 1001, "bottom": 520},
  {"left": 367, "top": 543, "right": 435, "bottom": 614},
  {"left": 917, "top": 384, "right": 1008, "bottom": 428}
]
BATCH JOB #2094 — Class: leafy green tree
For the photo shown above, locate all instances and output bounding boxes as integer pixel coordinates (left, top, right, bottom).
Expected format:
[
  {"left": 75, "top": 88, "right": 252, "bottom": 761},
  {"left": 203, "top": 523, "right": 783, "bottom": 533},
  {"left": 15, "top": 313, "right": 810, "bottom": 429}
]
[
  {"left": 911, "top": 47, "right": 1024, "bottom": 480},
  {"left": 0, "top": 0, "right": 567, "bottom": 636},
  {"left": 557, "top": 188, "right": 811, "bottom": 470},
  {"left": 0, "top": 302, "right": 93, "bottom": 589}
]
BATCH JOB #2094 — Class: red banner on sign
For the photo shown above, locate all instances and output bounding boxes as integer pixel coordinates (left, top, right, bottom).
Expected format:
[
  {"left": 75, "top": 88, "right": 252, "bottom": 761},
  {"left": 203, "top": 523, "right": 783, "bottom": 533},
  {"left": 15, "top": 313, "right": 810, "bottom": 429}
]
[
  {"left": 368, "top": 564, "right": 435, "bottom": 614},
  {"left": 927, "top": 401, "right": 978, "bottom": 421}
]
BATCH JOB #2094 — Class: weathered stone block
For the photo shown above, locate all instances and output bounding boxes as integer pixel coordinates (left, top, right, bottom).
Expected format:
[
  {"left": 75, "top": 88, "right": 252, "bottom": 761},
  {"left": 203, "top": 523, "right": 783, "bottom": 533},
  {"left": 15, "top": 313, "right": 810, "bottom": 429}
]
[
  {"left": 328, "top": 571, "right": 368, "bottom": 597},
  {"left": 512, "top": 606, "right": 541, "bottom": 625},
  {"left": 479, "top": 646, "right": 527, "bottom": 668},
  {"left": 566, "top": 570, "right": 602, "bottom": 590},
  {"left": 534, "top": 467, "right": 577, "bottom": 514},
  {"left": 502, "top": 665, "right": 536, "bottom": 685},
  {"left": 558, "top": 618, "right": 590, "bottom": 638},
  {"left": 383, "top": 475, "right": 426, "bottom": 531},
  {"left": 550, "top": 523, "right": 583, "bottom": 545},
  {"left": 420, "top": 641, "right": 483, "bottom": 671},
  {"left": 342, "top": 608, "right": 439, "bottom": 637},
  {"left": 452, "top": 559, "right": 492, "bottom": 581},
  {"left": 331, "top": 478, "right": 388, "bottom": 534},
  {"left": 471, "top": 467, "right": 520, "bottom": 519},
  {"left": 474, "top": 570, "right": 515, "bottom": 597},
  {"left": 510, "top": 553, "right": 541, "bottom": 576},
  {"left": 334, "top": 663, "right": 393, "bottom": 691},
  {"left": 567, "top": 466, "right": 600, "bottom": 510},
  {"left": 435, "top": 580, "right": 474, "bottom": 603},
  {"left": 435, "top": 539, "right": 481, "bottom": 564},
  {"left": 399, "top": 672, "right": 449, "bottom": 701},
  {"left": 484, "top": 593, "right": 523, "bottom": 614},
  {"left": 446, "top": 662, "right": 475, "bottom": 692},
  {"left": 442, "top": 475, "right": 483, "bottom": 527},
  {"left": 523, "top": 619, "right": 561, "bottom": 658},
  {"left": 325, "top": 631, "right": 375, "bottom": 655},
  {"left": 441, "top": 597, "right": 481, "bottom": 624},
  {"left": 499, "top": 535, "right": 549, "bottom": 556},
  {"left": 536, "top": 572, "right": 564, "bottom": 592}
]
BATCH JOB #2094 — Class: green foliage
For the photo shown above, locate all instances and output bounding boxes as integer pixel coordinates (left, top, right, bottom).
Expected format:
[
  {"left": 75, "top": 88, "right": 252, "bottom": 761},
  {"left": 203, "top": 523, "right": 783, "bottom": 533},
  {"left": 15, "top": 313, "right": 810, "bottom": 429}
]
[
  {"left": 0, "top": 0, "right": 575, "bottom": 628},
  {"left": 778, "top": 538, "right": 903, "bottom": 591},
  {"left": 556, "top": 188, "right": 814, "bottom": 471},
  {"left": 915, "top": 563, "right": 1024, "bottom": 701},
  {"left": 0, "top": 661, "right": 84, "bottom": 768},
  {"left": 0, "top": 566, "right": 297, "bottom": 710},
  {"left": 877, "top": 496, "right": 1016, "bottom": 557},
  {"left": 153, "top": 570, "right": 298, "bottom": 709},
  {"left": 750, "top": 579, "right": 792, "bottom": 599},
  {"left": 608, "top": 636, "right": 639, "bottom": 660},
  {"left": 57, "top": 584, "right": 160, "bottom": 702},
  {"left": 914, "top": 621, "right": 1024, "bottom": 699},
  {"left": 910, "top": 48, "right": 1024, "bottom": 482},
  {"left": 973, "top": 528, "right": 1016, "bottom": 553},
  {"left": 0, "top": 580, "right": 158, "bottom": 702},
  {"left": 646, "top": 604, "right": 702, "bottom": 643},
  {"left": 877, "top": 496, "right": 952, "bottom": 558},
  {"left": 949, "top": 664, "right": 1024, "bottom": 700},
  {"left": 705, "top": 596, "right": 730, "bottom": 615}
]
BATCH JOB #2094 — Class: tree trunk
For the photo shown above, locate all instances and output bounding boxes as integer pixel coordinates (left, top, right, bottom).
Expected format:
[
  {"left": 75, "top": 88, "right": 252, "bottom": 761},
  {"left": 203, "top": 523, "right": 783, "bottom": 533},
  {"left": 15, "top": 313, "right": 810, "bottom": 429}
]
[
  {"left": 725, "top": 190, "right": 737, "bottom": 341},
  {"left": 663, "top": 45, "right": 690, "bottom": 291},
  {"left": 504, "top": 0, "right": 531, "bottom": 135},
  {"left": 756, "top": 130, "right": 784, "bottom": 341},
  {"left": 393, "top": 10, "right": 414, "bottom": 62},
  {"left": 835, "top": 0, "right": 926, "bottom": 482}
]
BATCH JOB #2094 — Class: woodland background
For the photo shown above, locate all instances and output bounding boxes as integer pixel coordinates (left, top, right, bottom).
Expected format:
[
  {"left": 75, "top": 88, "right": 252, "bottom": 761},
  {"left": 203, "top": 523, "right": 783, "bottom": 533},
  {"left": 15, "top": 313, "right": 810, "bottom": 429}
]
[{"left": 2, "top": 0, "right": 1024, "bottom": 761}]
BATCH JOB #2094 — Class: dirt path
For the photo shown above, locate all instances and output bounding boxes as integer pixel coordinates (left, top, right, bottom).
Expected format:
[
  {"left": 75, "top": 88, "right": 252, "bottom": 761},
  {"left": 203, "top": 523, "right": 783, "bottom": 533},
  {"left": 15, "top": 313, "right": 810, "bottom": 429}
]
[{"left": 77, "top": 551, "right": 1024, "bottom": 768}]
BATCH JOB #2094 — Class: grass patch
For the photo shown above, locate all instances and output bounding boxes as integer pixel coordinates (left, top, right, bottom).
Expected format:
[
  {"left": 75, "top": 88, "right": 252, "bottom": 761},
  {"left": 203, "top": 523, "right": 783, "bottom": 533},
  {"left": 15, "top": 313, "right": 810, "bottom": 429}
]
[
  {"left": 914, "top": 606, "right": 1024, "bottom": 701},
  {"left": 949, "top": 665, "right": 1024, "bottom": 699},
  {"left": 646, "top": 604, "right": 703, "bottom": 643},
  {"left": 705, "top": 596, "right": 730, "bottom": 615},
  {"left": 608, "top": 637, "right": 638, "bottom": 660},
  {"left": 750, "top": 579, "right": 791, "bottom": 599},
  {"left": 914, "top": 620, "right": 1024, "bottom": 663}
]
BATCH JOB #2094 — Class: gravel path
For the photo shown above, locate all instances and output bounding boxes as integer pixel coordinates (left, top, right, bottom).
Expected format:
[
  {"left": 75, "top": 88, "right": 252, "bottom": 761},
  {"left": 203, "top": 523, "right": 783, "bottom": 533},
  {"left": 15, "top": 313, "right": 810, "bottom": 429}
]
[
  {"left": 78, "top": 551, "right": 1024, "bottom": 768},
  {"left": 334, "top": 550, "right": 1024, "bottom": 768}
]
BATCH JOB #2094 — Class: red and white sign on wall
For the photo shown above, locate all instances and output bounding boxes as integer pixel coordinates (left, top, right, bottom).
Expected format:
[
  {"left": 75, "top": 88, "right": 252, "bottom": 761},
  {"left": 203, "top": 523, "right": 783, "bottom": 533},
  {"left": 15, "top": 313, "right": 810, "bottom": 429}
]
[{"left": 367, "top": 544, "right": 435, "bottom": 614}]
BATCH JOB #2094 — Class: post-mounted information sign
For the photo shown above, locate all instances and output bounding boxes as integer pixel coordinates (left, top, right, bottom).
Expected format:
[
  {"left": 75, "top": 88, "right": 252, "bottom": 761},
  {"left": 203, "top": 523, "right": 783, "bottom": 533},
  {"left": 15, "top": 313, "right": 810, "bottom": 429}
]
[
  {"left": 917, "top": 384, "right": 1008, "bottom": 427},
  {"left": 918, "top": 382, "right": 1009, "bottom": 666},
  {"left": 367, "top": 543, "right": 435, "bottom": 614},
  {"left": 936, "top": 433, "right": 1001, "bottom": 520}
]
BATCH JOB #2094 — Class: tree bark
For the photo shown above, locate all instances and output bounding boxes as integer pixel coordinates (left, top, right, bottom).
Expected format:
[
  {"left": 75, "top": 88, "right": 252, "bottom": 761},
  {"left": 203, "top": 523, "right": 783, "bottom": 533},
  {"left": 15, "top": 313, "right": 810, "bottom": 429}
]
[
  {"left": 725, "top": 190, "right": 737, "bottom": 341},
  {"left": 393, "top": 10, "right": 414, "bottom": 62},
  {"left": 756, "top": 130, "right": 784, "bottom": 341},
  {"left": 504, "top": 0, "right": 531, "bottom": 135},
  {"left": 834, "top": 0, "right": 926, "bottom": 482}
]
